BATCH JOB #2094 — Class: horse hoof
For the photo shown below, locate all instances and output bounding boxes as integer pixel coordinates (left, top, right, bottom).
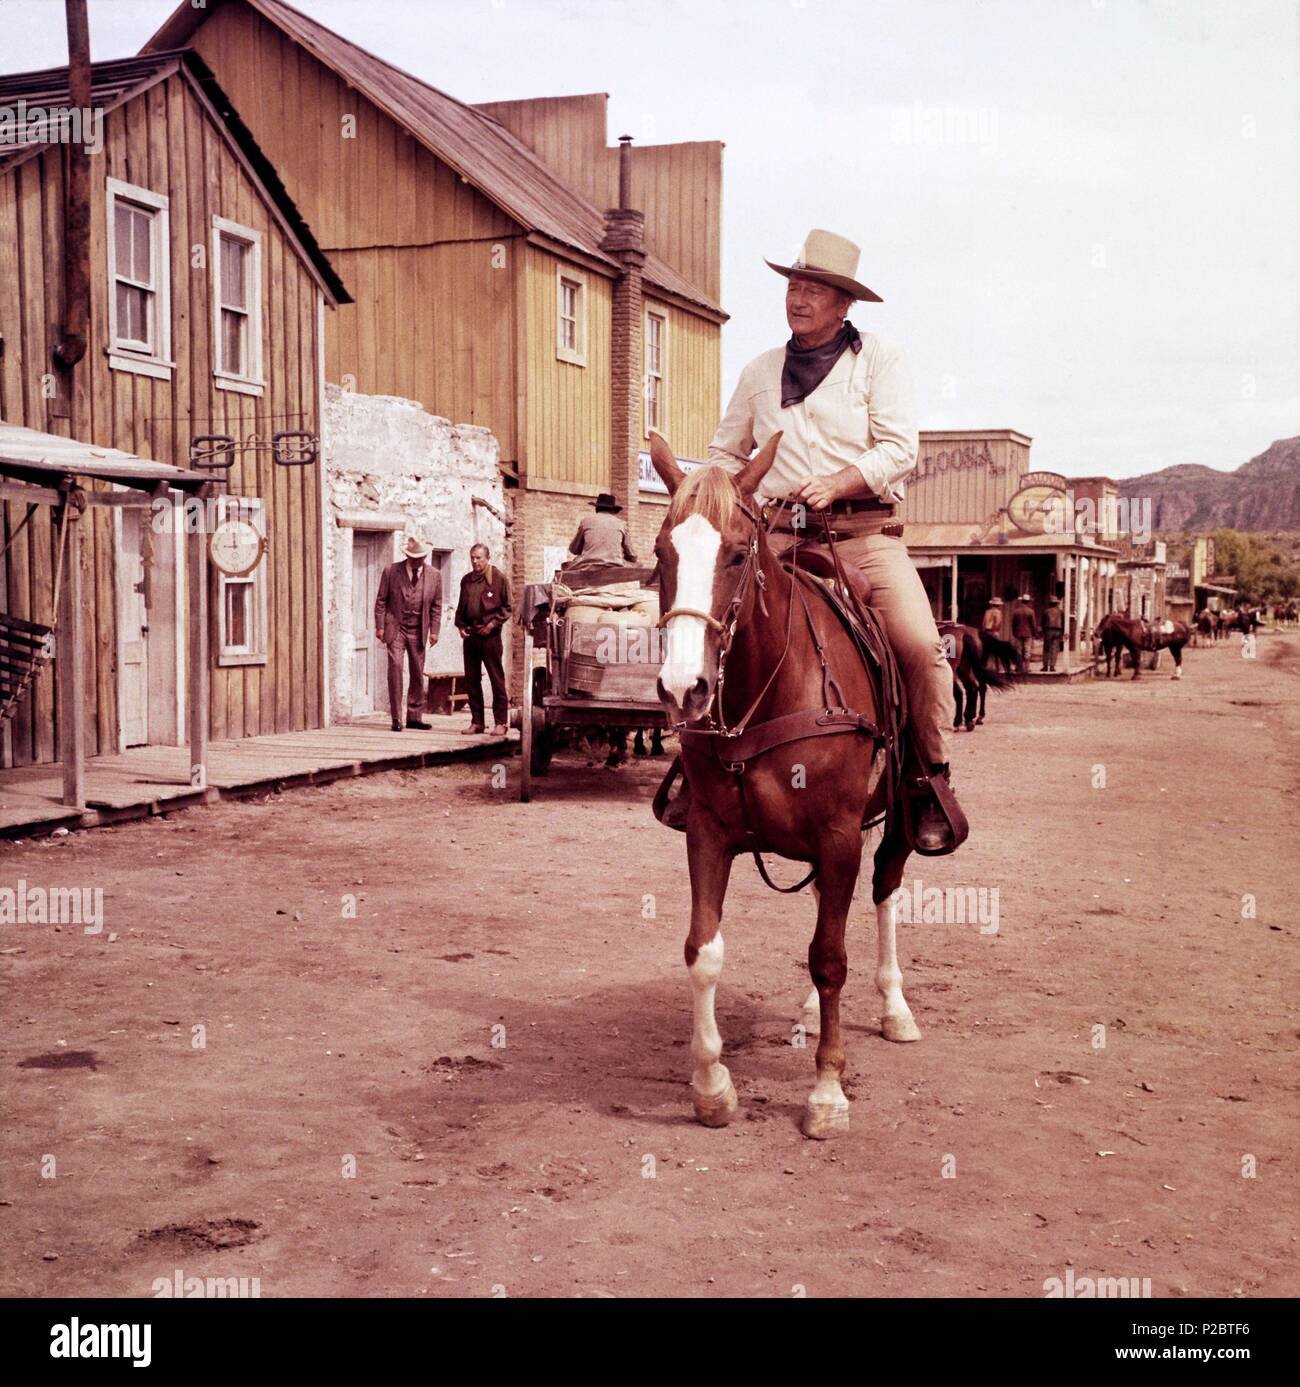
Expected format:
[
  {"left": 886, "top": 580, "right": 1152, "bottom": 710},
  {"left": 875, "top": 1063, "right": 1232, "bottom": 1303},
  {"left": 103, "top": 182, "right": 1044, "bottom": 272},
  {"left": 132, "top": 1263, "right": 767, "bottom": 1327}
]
[
  {"left": 882, "top": 1012, "right": 922, "bottom": 1043},
  {"left": 802, "top": 1100, "right": 850, "bottom": 1140},
  {"left": 692, "top": 1075, "right": 738, "bottom": 1128}
]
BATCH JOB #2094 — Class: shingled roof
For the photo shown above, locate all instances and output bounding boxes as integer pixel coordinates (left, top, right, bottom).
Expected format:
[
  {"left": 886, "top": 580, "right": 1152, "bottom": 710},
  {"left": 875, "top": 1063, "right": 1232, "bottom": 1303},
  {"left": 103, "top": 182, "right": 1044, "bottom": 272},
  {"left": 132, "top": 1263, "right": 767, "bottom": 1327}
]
[
  {"left": 0, "top": 49, "right": 349, "bottom": 305},
  {"left": 144, "top": 0, "right": 724, "bottom": 318}
]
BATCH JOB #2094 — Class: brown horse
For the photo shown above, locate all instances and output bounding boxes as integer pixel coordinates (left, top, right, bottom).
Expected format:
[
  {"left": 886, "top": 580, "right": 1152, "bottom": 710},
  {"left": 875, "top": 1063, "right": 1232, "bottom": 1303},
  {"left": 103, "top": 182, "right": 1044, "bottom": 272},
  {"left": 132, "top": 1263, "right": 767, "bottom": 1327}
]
[
  {"left": 647, "top": 431, "right": 923, "bottom": 1141},
  {"left": 1098, "top": 612, "right": 1190, "bottom": 679},
  {"left": 937, "top": 622, "right": 1021, "bottom": 729}
]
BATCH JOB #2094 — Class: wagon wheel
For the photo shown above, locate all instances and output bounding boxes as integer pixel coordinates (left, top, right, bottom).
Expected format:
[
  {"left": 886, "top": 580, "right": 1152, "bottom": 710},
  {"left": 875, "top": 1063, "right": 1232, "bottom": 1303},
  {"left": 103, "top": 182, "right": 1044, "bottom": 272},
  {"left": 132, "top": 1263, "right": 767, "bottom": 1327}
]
[
  {"left": 520, "top": 627, "right": 536, "bottom": 802},
  {"left": 529, "top": 667, "right": 554, "bottom": 777}
]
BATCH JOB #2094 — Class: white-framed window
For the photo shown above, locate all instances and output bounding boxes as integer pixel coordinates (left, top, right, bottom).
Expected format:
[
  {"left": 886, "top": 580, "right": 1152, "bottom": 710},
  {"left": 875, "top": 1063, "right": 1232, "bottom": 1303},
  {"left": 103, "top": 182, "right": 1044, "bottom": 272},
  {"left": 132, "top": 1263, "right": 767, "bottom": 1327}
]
[
  {"left": 556, "top": 268, "right": 587, "bottom": 366},
  {"left": 644, "top": 307, "right": 667, "bottom": 435},
  {"left": 211, "top": 215, "right": 264, "bottom": 395},
  {"left": 106, "top": 177, "right": 172, "bottom": 380},
  {"left": 214, "top": 496, "right": 269, "bottom": 667}
]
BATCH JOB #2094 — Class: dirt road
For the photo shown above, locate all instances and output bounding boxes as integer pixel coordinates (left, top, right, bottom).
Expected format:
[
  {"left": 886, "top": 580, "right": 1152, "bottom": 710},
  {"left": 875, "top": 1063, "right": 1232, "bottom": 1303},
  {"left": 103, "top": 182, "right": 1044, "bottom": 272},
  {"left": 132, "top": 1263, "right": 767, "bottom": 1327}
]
[{"left": 2, "top": 633, "right": 1296, "bottom": 1298}]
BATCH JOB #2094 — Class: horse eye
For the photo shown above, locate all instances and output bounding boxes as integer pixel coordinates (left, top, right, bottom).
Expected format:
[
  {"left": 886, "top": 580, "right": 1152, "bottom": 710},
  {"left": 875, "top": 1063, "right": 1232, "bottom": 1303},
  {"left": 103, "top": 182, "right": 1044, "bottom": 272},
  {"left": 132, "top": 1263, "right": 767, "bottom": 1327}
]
[{"left": 727, "top": 550, "right": 747, "bottom": 566}]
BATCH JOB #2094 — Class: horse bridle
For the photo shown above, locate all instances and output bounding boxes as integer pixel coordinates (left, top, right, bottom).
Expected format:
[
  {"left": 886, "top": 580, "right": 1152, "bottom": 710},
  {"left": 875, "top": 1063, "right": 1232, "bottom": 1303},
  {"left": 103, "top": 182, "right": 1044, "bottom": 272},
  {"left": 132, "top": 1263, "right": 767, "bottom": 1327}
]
[{"left": 656, "top": 496, "right": 794, "bottom": 739}]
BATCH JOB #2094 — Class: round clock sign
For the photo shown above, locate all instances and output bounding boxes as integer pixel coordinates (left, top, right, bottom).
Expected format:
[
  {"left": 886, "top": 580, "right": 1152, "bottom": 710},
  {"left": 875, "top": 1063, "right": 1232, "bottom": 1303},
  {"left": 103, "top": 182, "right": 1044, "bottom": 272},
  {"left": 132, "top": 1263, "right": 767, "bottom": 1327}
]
[
  {"left": 1006, "top": 471, "right": 1068, "bottom": 534},
  {"left": 209, "top": 516, "right": 267, "bottom": 577}
]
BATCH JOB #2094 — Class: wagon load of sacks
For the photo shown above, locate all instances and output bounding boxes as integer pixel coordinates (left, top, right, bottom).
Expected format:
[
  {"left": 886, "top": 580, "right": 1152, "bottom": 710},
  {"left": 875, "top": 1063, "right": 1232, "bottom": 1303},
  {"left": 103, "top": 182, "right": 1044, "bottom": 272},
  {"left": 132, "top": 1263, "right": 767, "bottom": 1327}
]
[{"left": 557, "top": 575, "right": 661, "bottom": 703}]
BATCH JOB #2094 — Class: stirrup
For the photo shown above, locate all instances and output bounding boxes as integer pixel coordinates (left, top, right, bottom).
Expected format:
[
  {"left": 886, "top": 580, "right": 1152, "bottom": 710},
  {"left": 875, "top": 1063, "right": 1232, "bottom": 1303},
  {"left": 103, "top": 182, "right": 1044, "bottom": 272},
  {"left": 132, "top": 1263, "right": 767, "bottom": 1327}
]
[{"left": 904, "top": 767, "right": 968, "bottom": 856}]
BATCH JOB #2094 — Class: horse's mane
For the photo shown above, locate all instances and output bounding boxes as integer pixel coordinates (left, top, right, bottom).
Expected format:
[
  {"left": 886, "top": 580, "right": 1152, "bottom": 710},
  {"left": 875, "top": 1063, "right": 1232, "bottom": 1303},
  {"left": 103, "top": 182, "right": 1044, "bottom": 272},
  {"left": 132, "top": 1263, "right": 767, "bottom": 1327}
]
[{"left": 666, "top": 465, "right": 740, "bottom": 530}]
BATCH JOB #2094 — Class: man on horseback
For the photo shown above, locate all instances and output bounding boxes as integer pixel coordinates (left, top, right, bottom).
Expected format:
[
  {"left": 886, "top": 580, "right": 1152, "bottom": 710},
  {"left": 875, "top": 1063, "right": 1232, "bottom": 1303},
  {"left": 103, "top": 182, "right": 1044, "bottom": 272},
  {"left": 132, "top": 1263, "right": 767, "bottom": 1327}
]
[{"left": 703, "top": 228, "right": 962, "bottom": 853}]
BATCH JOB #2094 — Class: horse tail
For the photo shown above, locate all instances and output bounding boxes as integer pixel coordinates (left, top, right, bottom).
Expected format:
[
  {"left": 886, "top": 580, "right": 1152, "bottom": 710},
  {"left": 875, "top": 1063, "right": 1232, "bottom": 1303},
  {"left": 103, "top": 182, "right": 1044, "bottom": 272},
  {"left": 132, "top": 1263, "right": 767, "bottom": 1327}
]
[{"left": 980, "top": 631, "right": 1022, "bottom": 675}]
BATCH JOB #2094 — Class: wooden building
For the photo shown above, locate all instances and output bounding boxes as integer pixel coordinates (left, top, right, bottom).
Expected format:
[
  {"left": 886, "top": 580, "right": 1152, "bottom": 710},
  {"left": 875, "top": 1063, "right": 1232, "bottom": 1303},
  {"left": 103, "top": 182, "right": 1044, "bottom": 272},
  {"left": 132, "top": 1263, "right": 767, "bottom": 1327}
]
[
  {"left": 143, "top": 0, "right": 727, "bottom": 673},
  {"left": 901, "top": 430, "right": 1121, "bottom": 673},
  {"left": 0, "top": 50, "right": 346, "bottom": 772}
]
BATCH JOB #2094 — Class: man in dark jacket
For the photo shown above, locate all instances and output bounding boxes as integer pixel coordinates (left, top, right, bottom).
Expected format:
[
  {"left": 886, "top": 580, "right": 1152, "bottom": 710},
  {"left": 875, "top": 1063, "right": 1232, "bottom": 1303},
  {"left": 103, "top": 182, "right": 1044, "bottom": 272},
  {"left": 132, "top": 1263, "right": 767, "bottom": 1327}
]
[
  {"left": 568, "top": 494, "right": 637, "bottom": 567},
  {"left": 374, "top": 535, "right": 442, "bottom": 731},
  {"left": 1010, "top": 593, "right": 1039, "bottom": 667},
  {"left": 1041, "top": 595, "right": 1065, "bottom": 671},
  {"left": 455, "top": 543, "right": 511, "bottom": 734}
]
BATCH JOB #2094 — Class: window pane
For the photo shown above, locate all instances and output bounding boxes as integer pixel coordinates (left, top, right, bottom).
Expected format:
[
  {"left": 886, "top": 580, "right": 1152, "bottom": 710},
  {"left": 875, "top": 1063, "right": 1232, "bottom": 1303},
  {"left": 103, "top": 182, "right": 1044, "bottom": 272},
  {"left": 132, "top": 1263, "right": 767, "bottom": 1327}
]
[
  {"left": 114, "top": 203, "right": 133, "bottom": 275},
  {"left": 561, "top": 318, "right": 575, "bottom": 351},
  {"left": 221, "top": 308, "right": 245, "bottom": 375},
  {"left": 117, "top": 282, "right": 149, "bottom": 346},
  {"left": 220, "top": 236, "right": 247, "bottom": 310},
  {"left": 226, "top": 581, "right": 250, "bottom": 648},
  {"left": 129, "top": 207, "right": 152, "bottom": 284}
]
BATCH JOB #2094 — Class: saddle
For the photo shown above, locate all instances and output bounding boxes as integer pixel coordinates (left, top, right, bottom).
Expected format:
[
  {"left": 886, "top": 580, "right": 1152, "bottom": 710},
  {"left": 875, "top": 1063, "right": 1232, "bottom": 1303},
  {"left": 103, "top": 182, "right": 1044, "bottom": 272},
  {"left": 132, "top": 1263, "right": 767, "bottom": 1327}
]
[{"left": 652, "top": 531, "right": 968, "bottom": 858}]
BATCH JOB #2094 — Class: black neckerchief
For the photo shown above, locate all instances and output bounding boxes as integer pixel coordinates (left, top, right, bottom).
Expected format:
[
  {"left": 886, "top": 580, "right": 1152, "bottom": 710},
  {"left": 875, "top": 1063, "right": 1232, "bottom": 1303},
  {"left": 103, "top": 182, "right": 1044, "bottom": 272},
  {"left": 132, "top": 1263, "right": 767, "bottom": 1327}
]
[{"left": 781, "top": 319, "right": 862, "bottom": 407}]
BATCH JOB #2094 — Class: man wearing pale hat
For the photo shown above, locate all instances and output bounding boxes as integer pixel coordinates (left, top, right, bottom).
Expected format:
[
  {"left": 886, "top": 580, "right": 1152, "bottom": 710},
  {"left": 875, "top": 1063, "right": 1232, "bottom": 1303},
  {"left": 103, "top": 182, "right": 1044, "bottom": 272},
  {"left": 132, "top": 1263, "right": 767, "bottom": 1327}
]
[
  {"left": 374, "top": 534, "right": 442, "bottom": 732},
  {"left": 568, "top": 493, "right": 638, "bottom": 568},
  {"left": 709, "top": 228, "right": 962, "bottom": 853}
]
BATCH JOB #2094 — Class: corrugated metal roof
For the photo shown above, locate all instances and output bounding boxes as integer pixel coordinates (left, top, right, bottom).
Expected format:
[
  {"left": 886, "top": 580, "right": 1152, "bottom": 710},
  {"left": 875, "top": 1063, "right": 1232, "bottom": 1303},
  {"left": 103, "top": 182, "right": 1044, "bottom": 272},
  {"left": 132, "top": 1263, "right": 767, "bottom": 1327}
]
[
  {"left": 0, "top": 422, "right": 210, "bottom": 489},
  {"left": 145, "top": 0, "right": 724, "bottom": 318},
  {"left": 0, "top": 52, "right": 179, "bottom": 165},
  {"left": 0, "top": 50, "right": 349, "bottom": 305}
]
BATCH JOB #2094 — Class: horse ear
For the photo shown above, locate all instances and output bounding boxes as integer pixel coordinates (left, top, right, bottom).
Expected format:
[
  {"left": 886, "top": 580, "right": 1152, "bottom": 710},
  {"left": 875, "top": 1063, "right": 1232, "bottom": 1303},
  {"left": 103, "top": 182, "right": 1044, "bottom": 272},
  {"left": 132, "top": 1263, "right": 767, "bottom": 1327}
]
[
  {"left": 648, "top": 430, "right": 685, "bottom": 495},
  {"left": 735, "top": 431, "right": 783, "bottom": 497}
]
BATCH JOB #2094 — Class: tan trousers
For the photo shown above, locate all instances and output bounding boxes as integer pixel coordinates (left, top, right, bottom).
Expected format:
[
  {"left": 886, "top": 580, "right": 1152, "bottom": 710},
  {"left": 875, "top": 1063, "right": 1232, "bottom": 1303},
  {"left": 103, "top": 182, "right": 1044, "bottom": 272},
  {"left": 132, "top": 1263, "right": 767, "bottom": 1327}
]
[{"left": 826, "top": 532, "right": 954, "bottom": 768}]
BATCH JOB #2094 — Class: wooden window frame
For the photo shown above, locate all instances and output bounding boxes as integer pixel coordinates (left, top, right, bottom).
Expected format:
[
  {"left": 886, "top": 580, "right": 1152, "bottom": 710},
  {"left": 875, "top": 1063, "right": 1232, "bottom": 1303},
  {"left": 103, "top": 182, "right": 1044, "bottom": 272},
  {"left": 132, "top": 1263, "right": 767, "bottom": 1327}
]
[
  {"left": 211, "top": 215, "right": 265, "bottom": 396},
  {"left": 556, "top": 268, "right": 587, "bottom": 367},
  {"left": 105, "top": 177, "right": 173, "bottom": 381},
  {"left": 643, "top": 306, "right": 668, "bottom": 437},
  {"left": 214, "top": 496, "right": 269, "bottom": 668}
]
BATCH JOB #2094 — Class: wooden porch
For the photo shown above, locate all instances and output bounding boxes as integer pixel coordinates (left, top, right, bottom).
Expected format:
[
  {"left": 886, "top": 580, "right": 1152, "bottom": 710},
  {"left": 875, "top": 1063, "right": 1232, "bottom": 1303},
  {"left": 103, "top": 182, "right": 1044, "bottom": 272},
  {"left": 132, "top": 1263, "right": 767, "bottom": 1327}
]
[{"left": 0, "top": 714, "right": 513, "bottom": 837}]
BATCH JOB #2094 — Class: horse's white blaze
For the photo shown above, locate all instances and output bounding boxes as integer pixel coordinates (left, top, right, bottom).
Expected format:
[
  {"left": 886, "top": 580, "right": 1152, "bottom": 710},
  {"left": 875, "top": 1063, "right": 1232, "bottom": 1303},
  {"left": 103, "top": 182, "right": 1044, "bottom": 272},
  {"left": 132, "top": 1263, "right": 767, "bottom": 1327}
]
[
  {"left": 688, "top": 933, "right": 729, "bottom": 1097},
  {"left": 659, "top": 513, "right": 722, "bottom": 707}
]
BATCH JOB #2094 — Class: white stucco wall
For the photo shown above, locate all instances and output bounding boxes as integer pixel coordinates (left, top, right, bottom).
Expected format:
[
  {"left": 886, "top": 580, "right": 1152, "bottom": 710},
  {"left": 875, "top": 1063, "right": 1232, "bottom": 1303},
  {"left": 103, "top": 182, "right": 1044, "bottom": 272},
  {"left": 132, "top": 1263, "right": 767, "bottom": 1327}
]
[{"left": 322, "top": 383, "right": 507, "bottom": 722}]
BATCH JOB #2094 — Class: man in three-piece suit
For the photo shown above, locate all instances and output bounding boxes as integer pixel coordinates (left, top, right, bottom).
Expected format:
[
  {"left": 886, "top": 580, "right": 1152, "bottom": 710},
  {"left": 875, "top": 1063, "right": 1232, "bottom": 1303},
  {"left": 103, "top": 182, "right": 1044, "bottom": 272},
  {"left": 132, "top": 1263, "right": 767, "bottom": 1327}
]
[{"left": 374, "top": 535, "right": 442, "bottom": 731}]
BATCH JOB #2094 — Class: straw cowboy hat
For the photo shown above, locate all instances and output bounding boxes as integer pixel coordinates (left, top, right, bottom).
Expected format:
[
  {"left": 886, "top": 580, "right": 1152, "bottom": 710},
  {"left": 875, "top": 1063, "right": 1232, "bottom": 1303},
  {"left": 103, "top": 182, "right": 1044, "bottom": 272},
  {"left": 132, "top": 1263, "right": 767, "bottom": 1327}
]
[
  {"left": 989, "top": 596, "right": 1003, "bottom": 606},
  {"left": 765, "top": 228, "right": 883, "bottom": 302},
  {"left": 401, "top": 535, "right": 431, "bottom": 560},
  {"left": 592, "top": 493, "right": 622, "bottom": 513}
]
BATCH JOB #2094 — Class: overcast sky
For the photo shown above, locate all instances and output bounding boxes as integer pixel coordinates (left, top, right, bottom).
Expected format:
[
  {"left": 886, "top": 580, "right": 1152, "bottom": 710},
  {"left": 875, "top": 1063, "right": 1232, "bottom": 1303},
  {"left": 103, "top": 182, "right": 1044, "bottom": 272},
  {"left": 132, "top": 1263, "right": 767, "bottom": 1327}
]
[{"left": 5, "top": 0, "right": 1298, "bottom": 478}]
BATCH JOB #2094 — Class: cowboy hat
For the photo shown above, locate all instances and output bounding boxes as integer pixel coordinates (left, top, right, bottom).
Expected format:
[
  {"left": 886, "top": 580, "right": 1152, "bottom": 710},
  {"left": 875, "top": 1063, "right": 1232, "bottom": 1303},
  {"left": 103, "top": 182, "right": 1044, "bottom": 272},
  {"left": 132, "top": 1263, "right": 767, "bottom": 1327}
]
[
  {"left": 401, "top": 535, "right": 431, "bottom": 560},
  {"left": 989, "top": 597, "right": 1003, "bottom": 605},
  {"left": 592, "top": 493, "right": 622, "bottom": 513},
  {"left": 765, "top": 228, "right": 883, "bottom": 302}
]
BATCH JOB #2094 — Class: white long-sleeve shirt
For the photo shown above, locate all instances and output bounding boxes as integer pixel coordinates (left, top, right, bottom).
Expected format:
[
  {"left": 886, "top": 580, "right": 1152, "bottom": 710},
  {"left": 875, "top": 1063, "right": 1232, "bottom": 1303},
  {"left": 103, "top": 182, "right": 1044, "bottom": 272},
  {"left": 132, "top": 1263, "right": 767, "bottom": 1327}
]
[{"left": 708, "top": 332, "right": 919, "bottom": 505}]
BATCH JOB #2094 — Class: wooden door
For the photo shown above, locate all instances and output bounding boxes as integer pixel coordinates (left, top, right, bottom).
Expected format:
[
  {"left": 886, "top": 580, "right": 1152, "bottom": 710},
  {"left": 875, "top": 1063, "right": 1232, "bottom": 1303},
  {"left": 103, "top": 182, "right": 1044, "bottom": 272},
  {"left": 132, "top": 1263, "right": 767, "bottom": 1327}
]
[
  {"left": 351, "top": 533, "right": 387, "bottom": 716},
  {"left": 119, "top": 509, "right": 150, "bottom": 747}
]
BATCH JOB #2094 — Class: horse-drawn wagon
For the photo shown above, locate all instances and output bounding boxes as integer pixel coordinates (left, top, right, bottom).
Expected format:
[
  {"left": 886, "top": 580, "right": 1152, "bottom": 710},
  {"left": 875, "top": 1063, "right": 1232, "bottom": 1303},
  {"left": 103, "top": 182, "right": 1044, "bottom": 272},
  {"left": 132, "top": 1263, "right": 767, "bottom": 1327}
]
[{"left": 513, "top": 562, "right": 668, "bottom": 800}]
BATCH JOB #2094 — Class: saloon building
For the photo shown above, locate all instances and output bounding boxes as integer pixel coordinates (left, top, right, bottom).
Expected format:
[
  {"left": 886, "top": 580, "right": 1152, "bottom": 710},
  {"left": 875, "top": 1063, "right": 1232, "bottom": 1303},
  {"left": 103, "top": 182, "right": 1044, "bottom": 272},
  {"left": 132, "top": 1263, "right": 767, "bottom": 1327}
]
[{"left": 902, "top": 430, "right": 1121, "bottom": 672}]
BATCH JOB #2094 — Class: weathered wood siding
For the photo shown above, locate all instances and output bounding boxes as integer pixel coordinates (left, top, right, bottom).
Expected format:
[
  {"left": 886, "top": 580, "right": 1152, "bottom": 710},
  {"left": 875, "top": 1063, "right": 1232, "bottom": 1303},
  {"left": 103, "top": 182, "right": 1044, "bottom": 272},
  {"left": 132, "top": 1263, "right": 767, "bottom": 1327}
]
[
  {"left": 901, "top": 433, "right": 1034, "bottom": 525},
  {"left": 183, "top": 0, "right": 521, "bottom": 456},
  {"left": 523, "top": 244, "right": 612, "bottom": 489},
  {"left": 476, "top": 93, "right": 723, "bottom": 306},
  {"left": 0, "top": 71, "right": 325, "bottom": 768},
  {"left": 644, "top": 297, "right": 720, "bottom": 462}
]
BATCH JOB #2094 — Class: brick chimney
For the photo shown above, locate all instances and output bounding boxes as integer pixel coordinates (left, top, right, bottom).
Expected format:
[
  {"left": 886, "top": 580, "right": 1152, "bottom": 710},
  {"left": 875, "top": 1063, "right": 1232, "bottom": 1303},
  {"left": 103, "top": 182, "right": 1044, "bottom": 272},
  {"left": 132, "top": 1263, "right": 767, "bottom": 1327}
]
[{"left": 600, "top": 135, "right": 645, "bottom": 535}]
